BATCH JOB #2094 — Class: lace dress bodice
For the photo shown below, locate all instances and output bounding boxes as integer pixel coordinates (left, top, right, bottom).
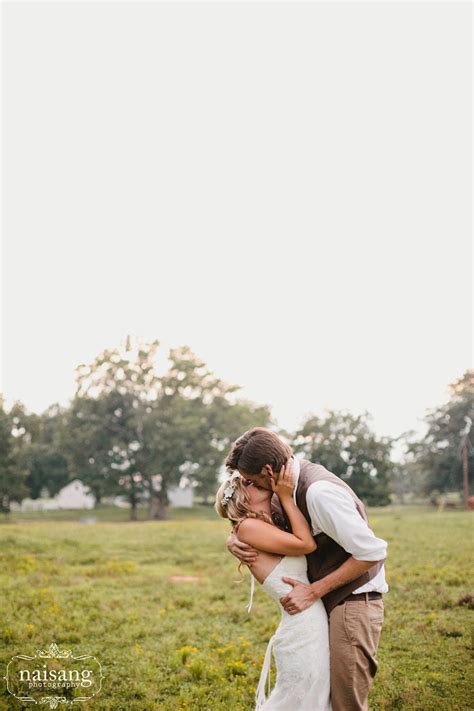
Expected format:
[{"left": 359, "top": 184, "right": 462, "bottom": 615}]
[
  {"left": 246, "top": 554, "right": 309, "bottom": 609},
  {"left": 247, "top": 555, "right": 332, "bottom": 711},
  {"left": 262, "top": 554, "right": 311, "bottom": 602}
]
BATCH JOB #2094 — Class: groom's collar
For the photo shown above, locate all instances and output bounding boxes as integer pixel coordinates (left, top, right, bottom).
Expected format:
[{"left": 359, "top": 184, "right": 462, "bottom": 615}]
[{"left": 290, "top": 456, "right": 301, "bottom": 504}]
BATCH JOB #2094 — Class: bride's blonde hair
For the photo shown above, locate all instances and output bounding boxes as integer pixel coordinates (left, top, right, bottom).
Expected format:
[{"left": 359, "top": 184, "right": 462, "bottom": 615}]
[{"left": 215, "top": 472, "right": 275, "bottom": 579}]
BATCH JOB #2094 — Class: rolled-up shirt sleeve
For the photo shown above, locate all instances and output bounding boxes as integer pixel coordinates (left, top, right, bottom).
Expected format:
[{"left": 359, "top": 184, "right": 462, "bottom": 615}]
[{"left": 306, "top": 481, "right": 388, "bottom": 562}]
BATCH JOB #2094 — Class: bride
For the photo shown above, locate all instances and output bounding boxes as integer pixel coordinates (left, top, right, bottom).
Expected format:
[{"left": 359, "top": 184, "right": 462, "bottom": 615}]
[{"left": 215, "top": 460, "right": 332, "bottom": 711}]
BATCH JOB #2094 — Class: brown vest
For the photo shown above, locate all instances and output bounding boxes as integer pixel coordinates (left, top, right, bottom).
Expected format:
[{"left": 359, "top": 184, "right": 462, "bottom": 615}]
[{"left": 271, "top": 459, "right": 383, "bottom": 614}]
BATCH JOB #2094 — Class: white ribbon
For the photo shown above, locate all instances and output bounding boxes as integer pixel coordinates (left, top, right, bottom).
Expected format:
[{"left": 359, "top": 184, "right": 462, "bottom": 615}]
[
  {"left": 247, "top": 571, "right": 255, "bottom": 613},
  {"left": 255, "top": 633, "right": 276, "bottom": 709}
]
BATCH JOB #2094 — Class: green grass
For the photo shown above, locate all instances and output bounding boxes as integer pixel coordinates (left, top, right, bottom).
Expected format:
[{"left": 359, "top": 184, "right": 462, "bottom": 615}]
[
  {"left": 1, "top": 503, "right": 216, "bottom": 523},
  {"left": 0, "top": 506, "right": 472, "bottom": 710}
]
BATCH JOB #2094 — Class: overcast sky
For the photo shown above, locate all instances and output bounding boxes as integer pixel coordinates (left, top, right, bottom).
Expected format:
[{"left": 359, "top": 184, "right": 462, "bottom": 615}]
[{"left": 2, "top": 2, "right": 472, "bottom": 455}]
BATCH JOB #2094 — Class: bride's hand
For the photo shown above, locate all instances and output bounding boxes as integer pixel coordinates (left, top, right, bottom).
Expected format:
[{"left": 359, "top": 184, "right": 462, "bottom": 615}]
[{"left": 270, "top": 460, "right": 294, "bottom": 499}]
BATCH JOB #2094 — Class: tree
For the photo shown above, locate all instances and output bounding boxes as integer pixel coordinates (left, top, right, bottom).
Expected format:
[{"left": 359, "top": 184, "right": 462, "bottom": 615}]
[
  {"left": 61, "top": 337, "right": 271, "bottom": 520},
  {"left": 15, "top": 403, "right": 71, "bottom": 499},
  {"left": 182, "top": 395, "right": 271, "bottom": 506},
  {"left": 61, "top": 393, "right": 127, "bottom": 505},
  {"left": 407, "top": 369, "right": 474, "bottom": 494},
  {"left": 292, "top": 410, "right": 393, "bottom": 506},
  {"left": 0, "top": 396, "right": 29, "bottom": 513},
  {"left": 144, "top": 346, "right": 271, "bottom": 517},
  {"left": 63, "top": 336, "right": 162, "bottom": 519}
]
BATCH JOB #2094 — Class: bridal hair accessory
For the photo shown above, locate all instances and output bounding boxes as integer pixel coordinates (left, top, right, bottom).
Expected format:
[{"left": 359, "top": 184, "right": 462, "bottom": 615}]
[{"left": 222, "top": 477, "right": 239, "bottom": 507}]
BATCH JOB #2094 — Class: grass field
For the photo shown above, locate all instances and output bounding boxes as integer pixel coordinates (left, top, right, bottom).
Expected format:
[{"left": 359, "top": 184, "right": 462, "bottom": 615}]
[{"left": 0, "top": 506, "right": 472, "bottom": 710}]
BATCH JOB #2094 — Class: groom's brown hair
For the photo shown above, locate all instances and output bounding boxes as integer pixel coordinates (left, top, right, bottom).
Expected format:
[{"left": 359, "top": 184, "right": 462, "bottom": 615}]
[{"left": 225, "top": 427, "right": 293, "bottom": 475}]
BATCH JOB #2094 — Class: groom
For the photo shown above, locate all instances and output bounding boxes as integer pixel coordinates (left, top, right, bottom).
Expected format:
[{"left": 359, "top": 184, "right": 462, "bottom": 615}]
[{"left": 225, "top": 427, "right": 388, "bottom": 711}]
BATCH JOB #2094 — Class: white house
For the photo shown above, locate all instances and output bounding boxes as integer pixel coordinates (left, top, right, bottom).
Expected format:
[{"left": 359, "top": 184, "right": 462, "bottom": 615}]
[
  {"left": 10, "top": 479, "right": 96, "bottom": 512},
  {"left": 55, "top": 480, "right": 96, "bottom": 510},
  {"left": 11, "top": 478, "right": 194, "bottom": 512}
]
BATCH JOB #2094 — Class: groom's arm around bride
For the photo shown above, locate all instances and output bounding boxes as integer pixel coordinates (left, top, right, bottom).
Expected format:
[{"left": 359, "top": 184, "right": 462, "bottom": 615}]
[{"left": 279, "top": 476, "right": 388, "bottom": 614}]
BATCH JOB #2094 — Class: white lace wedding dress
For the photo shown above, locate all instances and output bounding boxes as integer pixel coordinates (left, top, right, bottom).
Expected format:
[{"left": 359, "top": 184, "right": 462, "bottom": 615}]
[{"left": 247, "top": 555, "right": 332, "bottom": 711}]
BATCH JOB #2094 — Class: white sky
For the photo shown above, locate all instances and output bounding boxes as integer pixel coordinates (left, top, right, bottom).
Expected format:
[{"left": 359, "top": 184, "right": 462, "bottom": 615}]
[{"left": 1, "top": 2, "right": 472, "bottom": 455}]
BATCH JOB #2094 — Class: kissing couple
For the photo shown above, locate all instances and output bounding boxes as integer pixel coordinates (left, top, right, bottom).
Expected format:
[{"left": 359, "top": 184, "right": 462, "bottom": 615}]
[{"left": 215, "top": 427, "right": 388, "bottom": 711}]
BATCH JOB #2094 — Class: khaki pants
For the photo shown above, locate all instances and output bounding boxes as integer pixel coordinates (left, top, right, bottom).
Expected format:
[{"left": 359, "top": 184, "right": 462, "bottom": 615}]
[{"left": 328, "top": 596, "right": 384, "bottom": 711}]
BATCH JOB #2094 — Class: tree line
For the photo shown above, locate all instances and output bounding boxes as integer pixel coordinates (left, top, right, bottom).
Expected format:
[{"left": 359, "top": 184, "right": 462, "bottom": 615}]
[{"left": 0, "top": 337, "right": 472, "bottom": 519}]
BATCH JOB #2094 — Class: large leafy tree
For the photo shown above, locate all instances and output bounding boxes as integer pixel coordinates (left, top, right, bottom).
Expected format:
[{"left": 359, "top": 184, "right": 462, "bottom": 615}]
[
  {"left": 292, "top": 410, "right": 393, "bottom": 506},
  {"left": 61, "top": 393, "right": 127, "bottom": 505},
  {"left": 0, "top": 396, "right": 29, "bottom": 513},
  {"left": 143, "top": 346, "right": 271, "bottom": 517},
  {"left": 17, "top": 403, "right": 70, "bottom": 499},
  {"left": 61, "top": 338, "right": 269, "bottom": 520},
  {"left": 192, "top": 397, "right": 271, "bottom": 505},
  {"left": 62, "top": 337, "right": 161, "bottom": 519},
  {"left": 407, "top": 369, "right": 474, "bottom": 494}
]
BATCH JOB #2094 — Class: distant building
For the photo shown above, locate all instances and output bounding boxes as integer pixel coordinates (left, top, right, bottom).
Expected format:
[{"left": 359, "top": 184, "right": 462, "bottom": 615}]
[
  {"left": 55, "top": 480, "right": 95, "bottom": 510},
  {"left": 10, "top": 479, "right": 95, "bottom": 512},
  {"left": 11, "top": 478, "right": 194, "bottom": 512}
]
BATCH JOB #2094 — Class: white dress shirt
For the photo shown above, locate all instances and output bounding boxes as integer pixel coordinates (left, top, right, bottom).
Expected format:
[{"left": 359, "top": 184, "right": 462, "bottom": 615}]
[{"left": 290, "top": 456, "right": 388, "bottom": 594}]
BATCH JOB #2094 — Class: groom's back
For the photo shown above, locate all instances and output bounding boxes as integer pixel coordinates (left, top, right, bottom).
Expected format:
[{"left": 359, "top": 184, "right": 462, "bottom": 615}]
[{"left": 299, "top": 459, "right": 369, "bottom": 519}]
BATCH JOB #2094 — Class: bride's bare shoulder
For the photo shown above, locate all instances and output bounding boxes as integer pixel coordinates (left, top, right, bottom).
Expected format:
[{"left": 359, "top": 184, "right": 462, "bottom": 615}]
[{"left": 235, "top": 517, "right": 270, "bottom": 540}]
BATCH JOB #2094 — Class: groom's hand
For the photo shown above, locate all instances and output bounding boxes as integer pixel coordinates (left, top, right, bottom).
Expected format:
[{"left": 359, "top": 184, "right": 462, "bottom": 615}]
[
  {"left": 280, "top": 578, "right": 320, "bottom": 614},
  {"left": 226, "top": 532, "right": 259, "bottom": 564}
]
